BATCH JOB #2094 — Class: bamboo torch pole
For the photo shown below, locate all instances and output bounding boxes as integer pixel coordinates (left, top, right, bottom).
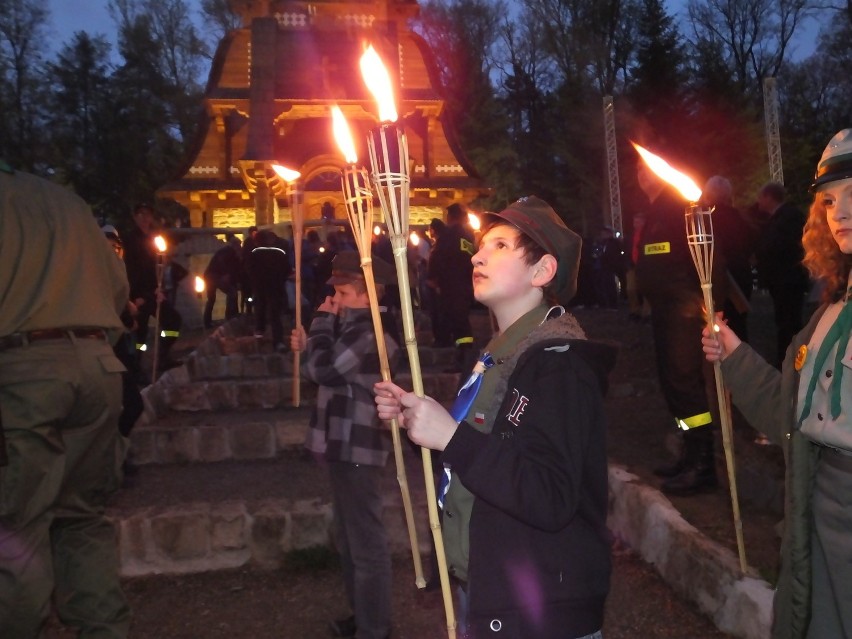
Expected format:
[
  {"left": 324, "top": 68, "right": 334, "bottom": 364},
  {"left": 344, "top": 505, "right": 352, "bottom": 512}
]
[
  {"left": 633, "top": 143, "right": 747, "bottom": 573},
  {"left": 151, "top": 234, "right": 167, "bottom": 385},
  {"left": 332, "top": 105, "right": 425, "bottom": 588},
  {"left": 684, "top": 204, "right": 747, "bottom": 574},
  {"left": 360, "top": 43, "right": 456, "bottom": 634},
  {"left": 272, "top": 164, "right": 303, "bottom": 406}
]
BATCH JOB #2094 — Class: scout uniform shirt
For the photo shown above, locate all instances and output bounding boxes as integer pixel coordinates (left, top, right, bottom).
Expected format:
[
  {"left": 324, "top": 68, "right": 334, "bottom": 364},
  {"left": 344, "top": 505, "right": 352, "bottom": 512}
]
[{"left": 443, "top": 304, "right": 551, "bottom": 582}]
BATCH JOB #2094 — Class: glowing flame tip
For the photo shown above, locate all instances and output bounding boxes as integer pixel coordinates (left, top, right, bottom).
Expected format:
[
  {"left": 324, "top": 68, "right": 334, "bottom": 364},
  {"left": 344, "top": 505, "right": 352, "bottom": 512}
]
[
  {"left": 360, "top": 45, "right": 398, "bottom": 123},
  {"left": 331, "top": 105, "right": 359, "bottom": 165},
  {"left": 272, "top": 164, "right": 301, "bottom": 183},
  {"left": 153, "top": 235, "right": 167, "bottom": 253},
  {"left": 632, "top": 142, "right": 702, "bottom": 203}
]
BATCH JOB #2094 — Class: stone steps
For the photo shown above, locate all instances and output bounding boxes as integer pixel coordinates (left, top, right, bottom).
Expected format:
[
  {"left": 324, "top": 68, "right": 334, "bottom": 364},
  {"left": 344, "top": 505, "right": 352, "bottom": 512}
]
[{"left": 110, "top": 452, "right": 432, "bottom": 578}]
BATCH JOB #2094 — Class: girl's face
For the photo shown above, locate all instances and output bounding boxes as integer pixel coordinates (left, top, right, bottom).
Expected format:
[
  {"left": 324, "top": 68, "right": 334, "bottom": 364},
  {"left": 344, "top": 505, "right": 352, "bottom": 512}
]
[{"left": 822, "top": 177, "right": 852, "bottom": 254}]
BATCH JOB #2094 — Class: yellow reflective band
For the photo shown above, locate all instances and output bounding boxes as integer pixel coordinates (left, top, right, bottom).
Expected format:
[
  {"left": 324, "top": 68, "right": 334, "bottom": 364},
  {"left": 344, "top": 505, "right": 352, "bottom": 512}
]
[
  {"left": 137, "top": 344, "right": 147, "bottom": 351},
  {"left": 644, "top": 242, "right": 671, "bottom": 255},
  {"left": 455, "top": 336, "right": 474, "bottom": 346},
  {"left": 676, "top": 412, "right": 713, "bottom": 430},
  {"left": 160, "top": 330, "right": 180, "bottom": 338}
]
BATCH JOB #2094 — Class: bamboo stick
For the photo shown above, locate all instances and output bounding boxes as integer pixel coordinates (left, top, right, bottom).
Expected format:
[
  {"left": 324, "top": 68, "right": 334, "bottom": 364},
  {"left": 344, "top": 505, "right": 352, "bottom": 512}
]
[
  {"left": 291, "top": 185, "right": 304, "bottom": 407},
  {"left": 342, "top": 164, "right": 425, "bottom": 588},
  {"left": 368, "top": 123, "right": 457, "bottom": 638},
  {"left": 686, "top": 206, "right": 747, "bottom": 574}
]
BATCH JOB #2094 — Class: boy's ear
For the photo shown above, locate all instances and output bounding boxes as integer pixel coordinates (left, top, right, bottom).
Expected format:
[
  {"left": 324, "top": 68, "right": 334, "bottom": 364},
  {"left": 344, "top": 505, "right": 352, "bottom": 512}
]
[{"left": 532, "top": 254, "right": 558, "bottom": 288}]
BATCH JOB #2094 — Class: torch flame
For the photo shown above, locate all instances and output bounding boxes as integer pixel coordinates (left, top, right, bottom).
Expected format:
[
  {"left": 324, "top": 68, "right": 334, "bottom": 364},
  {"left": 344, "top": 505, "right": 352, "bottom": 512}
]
[
  {"left": 373, "top": 224, "right": 382, "bottom": 236},
  {"left": 632, "top": 142, "right": 702, "bottom": 203},
  {"left": 409, "top": 231, "right": 419, "bottom": 246},
  {"left": 360, "top": 45, "right": 398, "bottom": 123},
  {"left": 153, "top": 235, "right": 167, "bottom": 253},
  {"left": 195, "top": 275, "right": 205, "bottom": 294},
  {"left": 272, "top": 164, "right": 301, "bottom": 183},
  {"left": 331, "top": 105, "right": 359, "bottom": 165},
  {"left": 468, "top": 212, "right": 481, "bottom": 231}
]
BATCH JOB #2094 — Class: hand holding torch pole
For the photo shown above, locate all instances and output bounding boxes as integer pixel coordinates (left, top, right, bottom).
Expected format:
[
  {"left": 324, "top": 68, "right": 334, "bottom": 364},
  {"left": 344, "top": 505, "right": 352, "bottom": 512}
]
[
  {"left": 272, "top": 164, "right": 304, "bottom": 407},
  {"left": 360, "top": 46, "right": 456, "bottom": 637},
  {"left": 332, "top": 105, "right": 425, "bottom": 589},
  {"left": 151, "top": 234, "right": 167, "bottom": 385},
  {"left": 634, "top": 143, "right": 747, "bottom": 574}
]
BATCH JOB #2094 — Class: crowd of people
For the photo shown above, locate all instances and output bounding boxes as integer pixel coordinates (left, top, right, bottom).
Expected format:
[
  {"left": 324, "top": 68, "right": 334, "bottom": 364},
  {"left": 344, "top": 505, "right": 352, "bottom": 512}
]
[{"left": 2, "top": 127, "right": 851, "bottom": 639}]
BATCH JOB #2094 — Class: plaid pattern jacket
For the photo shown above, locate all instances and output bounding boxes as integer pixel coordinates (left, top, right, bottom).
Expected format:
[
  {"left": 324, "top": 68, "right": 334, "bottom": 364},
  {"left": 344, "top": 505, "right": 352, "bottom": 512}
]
[{"left": 303, "top": 308, "right": 400, "bottom": 466}]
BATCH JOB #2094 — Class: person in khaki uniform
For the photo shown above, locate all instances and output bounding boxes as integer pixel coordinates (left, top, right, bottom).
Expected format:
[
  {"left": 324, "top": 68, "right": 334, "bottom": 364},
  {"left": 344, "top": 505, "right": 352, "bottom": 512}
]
[
  {"left": 704, "top": 129, "right": 852, "bottom": 638},
  {"left": 0, "top": 162, "right": 132, "bottom": 638}
]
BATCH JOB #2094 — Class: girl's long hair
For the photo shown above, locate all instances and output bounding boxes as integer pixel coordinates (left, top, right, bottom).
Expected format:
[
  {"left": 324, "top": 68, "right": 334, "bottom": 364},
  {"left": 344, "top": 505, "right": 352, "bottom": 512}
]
[{"left": 802, "top": 196, "right": 852, "bottom": 303}]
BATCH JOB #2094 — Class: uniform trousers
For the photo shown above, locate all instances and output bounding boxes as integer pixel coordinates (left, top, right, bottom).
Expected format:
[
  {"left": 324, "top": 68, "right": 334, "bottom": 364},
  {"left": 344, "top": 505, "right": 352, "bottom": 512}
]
[
  {"left": 0, "top": 337, "right": 130, "bottom": 638},
  {"left": 808, "top": 447, "right": 852, "bottom": 638},
  {"left": 328, "top": 461, "right": 392, "bottom": 639}
]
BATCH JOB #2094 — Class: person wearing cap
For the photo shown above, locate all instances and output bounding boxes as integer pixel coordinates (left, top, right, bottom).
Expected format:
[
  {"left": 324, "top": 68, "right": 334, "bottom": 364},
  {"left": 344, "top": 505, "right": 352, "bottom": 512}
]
[
  {"left": 203, "top": 235, "right": 242, "bottom": 329},
  {"left": 0, "top": 165, "right": 131, "bottom": 637},
  {"left": 376, "top": 196, "right": 615, "bottom": 639},
  {"left": 703, "top": 129, "right": 852, "bottom": 639},
  {"left": 634, "top": 152, "right": 727, "bottom": 496},
  {"left": 755, "top": 181, "right": 810, "bottom": 366},
  {"left": 290, "top": 250, "right": 400, "bottom": 639}
]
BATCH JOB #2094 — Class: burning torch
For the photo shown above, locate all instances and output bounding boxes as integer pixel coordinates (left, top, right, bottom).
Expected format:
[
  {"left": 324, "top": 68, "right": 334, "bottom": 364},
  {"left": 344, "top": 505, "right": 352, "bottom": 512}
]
[
  {"left": 332, "top": 104, "right": 424, "bottom": 589},
  {"left": 360, "top": 45, "right": 457, "bottom": 637},
  {"left": 633, "top": 142, "right": 747, "bottom": 573},
  {"left": 272, "top": 164, "right": 303, "bottom": 408},
  {"left": 151, "top": 234, "right": 167, "bottom": 384}
]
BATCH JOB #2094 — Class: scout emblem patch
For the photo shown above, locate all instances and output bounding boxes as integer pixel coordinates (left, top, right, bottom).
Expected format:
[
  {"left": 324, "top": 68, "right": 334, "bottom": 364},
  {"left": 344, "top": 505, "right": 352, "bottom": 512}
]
[{"left": 794, "top": 345, "right": 807, "bottom": 371}]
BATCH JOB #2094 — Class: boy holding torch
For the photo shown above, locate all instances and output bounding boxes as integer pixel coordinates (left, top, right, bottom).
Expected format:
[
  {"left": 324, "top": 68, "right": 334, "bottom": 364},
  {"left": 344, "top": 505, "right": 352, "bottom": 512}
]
[
  {"left": 290, "top": 250, "right": 400, "bottom": 639},
  {"left": 375, "top": 196, "right": 615, "bottom": 639}
]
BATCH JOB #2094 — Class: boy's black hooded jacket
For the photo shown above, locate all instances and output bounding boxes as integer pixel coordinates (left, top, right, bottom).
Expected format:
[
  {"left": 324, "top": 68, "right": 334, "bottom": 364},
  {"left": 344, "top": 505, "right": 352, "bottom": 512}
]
[{"left": 441, "top": 313, "right": 616, "bottom": 638}]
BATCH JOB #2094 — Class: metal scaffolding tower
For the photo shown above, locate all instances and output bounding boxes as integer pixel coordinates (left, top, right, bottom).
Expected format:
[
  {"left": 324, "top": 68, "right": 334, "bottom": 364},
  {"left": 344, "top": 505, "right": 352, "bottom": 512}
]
[
  {"left": 763, "top": 77, "right": 784, "bottom": 184},
  {"left": 602, "top": 96, "right": 623, "bottom": 236}
]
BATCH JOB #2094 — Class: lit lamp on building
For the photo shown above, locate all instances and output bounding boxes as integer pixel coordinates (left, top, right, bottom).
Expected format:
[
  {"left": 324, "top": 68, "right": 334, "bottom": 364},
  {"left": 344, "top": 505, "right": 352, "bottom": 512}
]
[
  {"left": 633, "top": 142, "right": 747, "bottom": 573},
  {"left": 272, "top": 163, "right": 303, "bottom": 407},
  {"left": 331, "top": 103, "right": 423, "bottom": 587},
  {"left": 151, "top": 234, "right": 167, "bottom": 384},
  {"left": 359, "top": 43, "right": 457, "bottom": 637}
]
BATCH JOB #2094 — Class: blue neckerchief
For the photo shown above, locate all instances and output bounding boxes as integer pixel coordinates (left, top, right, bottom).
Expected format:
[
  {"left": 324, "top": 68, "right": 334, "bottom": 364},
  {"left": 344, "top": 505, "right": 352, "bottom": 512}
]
[{"left": 438, "top": 352, "right": 494, "bottom": 509}]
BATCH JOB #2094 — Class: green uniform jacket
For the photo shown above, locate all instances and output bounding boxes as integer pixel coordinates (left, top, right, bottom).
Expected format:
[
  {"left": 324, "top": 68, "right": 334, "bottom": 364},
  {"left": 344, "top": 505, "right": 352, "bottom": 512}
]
[{"left": 721, "top": 305, "right": 827, "bottom": 639}]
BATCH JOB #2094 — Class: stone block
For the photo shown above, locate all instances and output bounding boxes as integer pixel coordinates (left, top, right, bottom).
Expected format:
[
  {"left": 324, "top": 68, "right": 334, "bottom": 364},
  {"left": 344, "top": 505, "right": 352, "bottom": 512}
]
[
  {"left": 151, "top": 509, "right": 210, "bottom": 560},
  {"left": 243, "top": 354, "right": 269, "bottom": 378},
  {"left": 116, "top": 514, "right": 150, "bottom": 566},
  {"left": 249, "top": 506, "right": 290, "bottom": 567},
  {"left": 289, "top": 499, "right": 332, "bottom": 550},
  {"left": 207, "top": 381, "right": 238, "bottom": 410},
  {"left": 275, "top": 420, "right": 307, "bottom": 449},
  {"left": 194, "top": 356, "right": 223, "bottom": 380},
  {"left": 231, "top": 422, "right": 275, "bottom": 459},
  {"left": 129, "top": 429, "right": 156, "bottom": 465},
  {"left": 198, "top": 426, "right": 231, "bottom": 462},
  {"left": 164, "top": 383, "right": 211, "bottom": 412},
  {"left": 223, "top": 355, "right": 244, "bottom": 378},
  {"left": 155, "top": 428, "right": 199, "bottom": 464},
  {"left": 236, "top": 380, "right": 281, "bottom": 409},
  {"left": 210, "top": 502, "right": 248, "bottom": 551}
]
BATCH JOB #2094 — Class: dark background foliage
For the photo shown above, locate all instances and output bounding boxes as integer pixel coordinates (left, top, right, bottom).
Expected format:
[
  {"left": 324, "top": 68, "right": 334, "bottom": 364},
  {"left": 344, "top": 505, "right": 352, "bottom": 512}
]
[{"left": 1, "top": 0, "right": 849, "bottom": 235}]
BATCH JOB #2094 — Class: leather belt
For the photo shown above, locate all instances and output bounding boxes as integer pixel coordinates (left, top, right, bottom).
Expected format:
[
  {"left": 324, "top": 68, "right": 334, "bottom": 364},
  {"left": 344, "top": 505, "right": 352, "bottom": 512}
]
[{"left": 0, "top": 328, "right": 107, "bottom": 351}]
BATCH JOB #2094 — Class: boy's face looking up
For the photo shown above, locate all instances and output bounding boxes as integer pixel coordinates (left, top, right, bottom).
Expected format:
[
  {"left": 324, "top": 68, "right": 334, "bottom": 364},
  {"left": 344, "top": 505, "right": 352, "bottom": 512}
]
[{"left": 471, "top": 224, "right": 555, "bottom": 310}]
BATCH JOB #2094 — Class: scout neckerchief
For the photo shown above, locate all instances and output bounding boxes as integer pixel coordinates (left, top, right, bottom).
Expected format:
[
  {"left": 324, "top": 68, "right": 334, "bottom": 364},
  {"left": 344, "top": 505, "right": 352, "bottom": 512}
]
[
  {"left": 799, "top": 287, "right": 852, "bottom": 424},
  {"left": 437, "top": 305, "right": 566, "bottom": 508},
  {"left": 438, "top": 352, "right": 495, "bottom": 508}
]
